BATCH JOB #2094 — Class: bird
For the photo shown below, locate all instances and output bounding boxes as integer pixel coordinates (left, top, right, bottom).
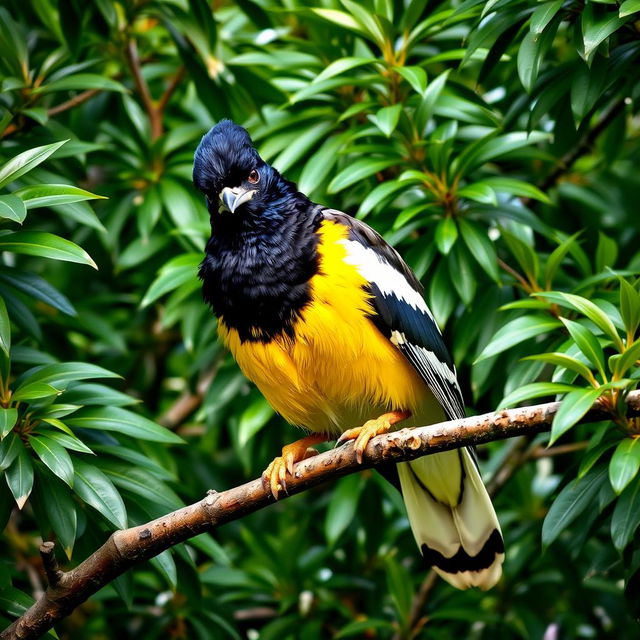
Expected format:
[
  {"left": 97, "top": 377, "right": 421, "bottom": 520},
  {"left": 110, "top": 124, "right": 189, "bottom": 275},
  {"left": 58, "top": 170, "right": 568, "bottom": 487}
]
[{"left": 193, "top": 119, "right": 504, "bottom": 590}]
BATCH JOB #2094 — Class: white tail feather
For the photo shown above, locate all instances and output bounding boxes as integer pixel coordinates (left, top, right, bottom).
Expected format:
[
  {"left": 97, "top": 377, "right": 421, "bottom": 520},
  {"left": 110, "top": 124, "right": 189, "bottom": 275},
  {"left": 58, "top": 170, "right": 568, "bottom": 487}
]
[{"left": 397, "top": 448, "right": 504, "bottom": 590}]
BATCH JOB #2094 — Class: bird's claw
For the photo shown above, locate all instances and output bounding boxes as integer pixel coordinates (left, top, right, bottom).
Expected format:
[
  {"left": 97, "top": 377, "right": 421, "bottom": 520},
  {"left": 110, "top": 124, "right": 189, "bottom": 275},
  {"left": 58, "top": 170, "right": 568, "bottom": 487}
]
[
  {"left": 335, "top": 418, "right": 392, "bottom": 464},
  {"left": 262, "top": 443, "right": 319, "bottom": 499},
  {"left": 336, "top": 410, "right": 411, "bottom": 464}
]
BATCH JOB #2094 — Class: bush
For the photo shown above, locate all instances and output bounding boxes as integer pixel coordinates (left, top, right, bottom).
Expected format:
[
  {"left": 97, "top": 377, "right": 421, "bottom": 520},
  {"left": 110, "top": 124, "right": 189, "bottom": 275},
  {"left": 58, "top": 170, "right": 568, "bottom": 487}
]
[{"left": 1, "top": 1, "right": 640, "bottom": 638}]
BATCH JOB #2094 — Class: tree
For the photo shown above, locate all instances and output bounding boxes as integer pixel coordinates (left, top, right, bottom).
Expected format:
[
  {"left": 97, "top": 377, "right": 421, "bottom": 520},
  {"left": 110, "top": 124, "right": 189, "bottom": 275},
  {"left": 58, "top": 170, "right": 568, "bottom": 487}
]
[{"left": 1, "top": 1, "right": 640, "bottom": 638}]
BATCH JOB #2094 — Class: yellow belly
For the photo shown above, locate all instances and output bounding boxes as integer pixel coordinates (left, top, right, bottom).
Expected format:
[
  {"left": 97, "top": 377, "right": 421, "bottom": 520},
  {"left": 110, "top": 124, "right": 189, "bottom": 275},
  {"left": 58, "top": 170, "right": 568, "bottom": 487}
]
[{"left": 217, "top": 220, "right": 442, "bottom": 435}]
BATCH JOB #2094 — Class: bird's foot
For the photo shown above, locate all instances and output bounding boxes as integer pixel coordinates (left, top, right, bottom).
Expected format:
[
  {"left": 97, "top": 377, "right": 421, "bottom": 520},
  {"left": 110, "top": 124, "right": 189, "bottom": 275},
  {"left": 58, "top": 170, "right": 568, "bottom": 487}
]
[
  {"left": 262, "top": 434, "right": 328, "bottom": 499},
  {"left": 335, "top": 410, "right": 411, "bottom": 464}
]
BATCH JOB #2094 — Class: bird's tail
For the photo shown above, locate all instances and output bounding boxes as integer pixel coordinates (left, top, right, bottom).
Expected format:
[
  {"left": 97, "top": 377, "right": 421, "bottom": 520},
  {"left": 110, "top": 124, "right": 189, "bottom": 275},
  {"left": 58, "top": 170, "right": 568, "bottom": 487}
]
[{"left": 397, "top": 448, "right": 504, "bottom": 589}]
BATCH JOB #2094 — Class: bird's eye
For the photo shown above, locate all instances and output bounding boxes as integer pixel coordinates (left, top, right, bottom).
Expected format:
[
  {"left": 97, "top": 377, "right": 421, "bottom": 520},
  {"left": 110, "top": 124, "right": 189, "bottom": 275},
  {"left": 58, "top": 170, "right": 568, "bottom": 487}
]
[{"left": 247, "top": 169, "right": 260, "bottom": 184}]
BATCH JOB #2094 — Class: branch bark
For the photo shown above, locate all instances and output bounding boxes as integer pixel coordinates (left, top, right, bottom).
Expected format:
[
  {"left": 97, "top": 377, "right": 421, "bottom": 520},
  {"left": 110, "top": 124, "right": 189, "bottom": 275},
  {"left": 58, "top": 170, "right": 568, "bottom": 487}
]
[{"left": 3, "top": 391, "right": 640, "bottom": 640}]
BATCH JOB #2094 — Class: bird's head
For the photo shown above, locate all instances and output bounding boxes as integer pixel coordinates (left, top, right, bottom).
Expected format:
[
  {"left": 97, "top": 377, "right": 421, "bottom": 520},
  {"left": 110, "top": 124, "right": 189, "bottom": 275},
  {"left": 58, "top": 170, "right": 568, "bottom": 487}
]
[{"left": 193, "top": 120, "right": 292, "bottom": 221}]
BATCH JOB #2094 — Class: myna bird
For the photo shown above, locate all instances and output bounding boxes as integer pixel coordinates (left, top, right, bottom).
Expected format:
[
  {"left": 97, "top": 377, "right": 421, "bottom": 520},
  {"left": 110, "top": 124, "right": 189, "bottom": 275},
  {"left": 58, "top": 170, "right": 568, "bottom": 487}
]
[{"left": 193, "top": 120, "right": 504, "bottom": 589}]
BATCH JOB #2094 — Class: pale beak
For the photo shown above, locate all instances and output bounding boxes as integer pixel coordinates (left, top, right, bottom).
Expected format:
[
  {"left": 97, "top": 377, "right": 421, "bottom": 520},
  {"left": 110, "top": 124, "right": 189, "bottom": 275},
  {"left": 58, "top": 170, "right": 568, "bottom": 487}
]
[{"left": 219, "top": 186, "right": 256, "bottom": 213}]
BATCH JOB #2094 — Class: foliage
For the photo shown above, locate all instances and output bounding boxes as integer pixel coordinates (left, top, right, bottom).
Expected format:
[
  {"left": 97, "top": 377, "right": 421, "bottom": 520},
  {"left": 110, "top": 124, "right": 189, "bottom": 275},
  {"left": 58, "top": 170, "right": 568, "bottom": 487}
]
[{"left": 1, "top": 0, "right": 640, "bottom": 638}]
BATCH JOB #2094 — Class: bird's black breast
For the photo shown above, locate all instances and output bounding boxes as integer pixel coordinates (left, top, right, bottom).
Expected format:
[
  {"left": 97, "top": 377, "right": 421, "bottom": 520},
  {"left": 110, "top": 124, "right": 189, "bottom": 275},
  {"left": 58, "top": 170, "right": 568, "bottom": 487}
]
[{"left": 199, "top": 209, "right": 322, "bottom": 343}]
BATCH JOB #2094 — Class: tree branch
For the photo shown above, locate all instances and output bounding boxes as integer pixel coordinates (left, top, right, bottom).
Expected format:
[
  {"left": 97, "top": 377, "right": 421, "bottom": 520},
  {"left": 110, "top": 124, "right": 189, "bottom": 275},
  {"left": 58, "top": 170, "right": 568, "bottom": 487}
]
[
  {"left": 125, "top": 38, "right": 162, "bottom": 140},
  {"left": 3, "top": 391, "right": 640, "bottom": 640}
]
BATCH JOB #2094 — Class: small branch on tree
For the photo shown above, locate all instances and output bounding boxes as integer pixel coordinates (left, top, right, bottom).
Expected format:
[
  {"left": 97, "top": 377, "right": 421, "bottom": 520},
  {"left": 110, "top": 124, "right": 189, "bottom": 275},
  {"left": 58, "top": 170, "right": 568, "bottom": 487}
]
[
  {"left": 38, "top": 543, "right": 62, "bottom": 589},
  {"left": 125, "top": 38, "right": 162, "bottom": 140},
  {"left": 159, "top": 368, "right": 217, "bottom": 430},
  {"left": 156, "top": 66, "right": 185, "bottom": 116},
  {"left": 3, "top": 391, "right": 640, "bottom": 640},
  {"left": 47, "top": 89, "right": 101, "bottom": 117}
]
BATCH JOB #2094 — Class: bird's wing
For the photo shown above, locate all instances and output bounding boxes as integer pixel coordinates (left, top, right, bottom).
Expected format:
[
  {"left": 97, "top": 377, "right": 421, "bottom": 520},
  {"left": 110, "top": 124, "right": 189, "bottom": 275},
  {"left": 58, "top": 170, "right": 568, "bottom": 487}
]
[{"left": 322, "top": 208, "right": 465, "bottom": 421}]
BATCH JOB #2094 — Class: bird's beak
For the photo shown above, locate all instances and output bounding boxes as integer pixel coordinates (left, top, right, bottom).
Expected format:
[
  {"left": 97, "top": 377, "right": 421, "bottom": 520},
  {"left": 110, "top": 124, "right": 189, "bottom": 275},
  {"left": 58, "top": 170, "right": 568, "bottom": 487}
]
[{"left": 219, "top": 186, "right": 256, "bottom": 213}]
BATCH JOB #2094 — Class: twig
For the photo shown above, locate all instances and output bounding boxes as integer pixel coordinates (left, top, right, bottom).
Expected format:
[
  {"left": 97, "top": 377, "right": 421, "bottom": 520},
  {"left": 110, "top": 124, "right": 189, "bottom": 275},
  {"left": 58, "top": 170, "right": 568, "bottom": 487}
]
[
  {"left": 528, "top": 441, "right": 588, "bottom": 459},
  {"left": 156, "top": 66, "right": 185, "bottom": 115},
  {"left": 159, "top": 368, "right": 216, "bottom": 430},
  {"left": 47, "top": 89, "right": 100, "bottom": 117},
  {"left": 3, "top": 391, "right": 640, "bottom": 640},
  {"left": 38, "top": 543, "right": 62, "bottom": 588},
  {"left": 125, "top": 38, "right": 162, "bottom": 140}
]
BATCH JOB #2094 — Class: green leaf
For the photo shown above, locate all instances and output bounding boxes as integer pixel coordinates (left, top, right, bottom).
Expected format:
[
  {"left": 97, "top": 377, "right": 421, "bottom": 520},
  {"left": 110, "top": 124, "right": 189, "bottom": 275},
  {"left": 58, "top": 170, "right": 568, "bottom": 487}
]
[
  {"left": 0, "top": 269, "right": 76, "bottom": 315},
  {"left": 0, "top": 231, "right": 97, "bottom": 269},
  {"left": 458, "top": 219, "right": 500, "bottom": 283},
  {"left": 34, "top": 471, "right": 77, "bottom": 559},
  {"left": 273, "top": 121, "right": 334, "bottom": 174},
  {"left": 611, "top": 478, "right": 640, "bottom": 551},
  {"left": 609, "top": 438, "right": 640, "bottom": 494},
  {"left": 498, "top": 382, "right": 577, "bottom": 409},
  {"left": 0, "top": 296, "right": 9, "bottom": 357},
  {"left": 18, "top": 362, "right": 120, "bottom": 388},
  {"left": 560, "top": 318, "right": 606, "bottom": 378},
  {"left": 530, "top": 0, "right": 564, "bottom": 35},
  {"left": 395, "top": 66, "right": 427, "bottom": 95},
  {"left": 542, "top": 465, "right": 608, "bottom": 548},
  {"left": 328, "top": 158, "right": 398, "bottom": 193},
  {"left": 33, "top": 73, "right": 126, "bottom": 94},
  {"left": 73, "top": 458, "right": 127, "bottom": 528},
  {"left": 141, "top": 254, "right": 200, "bottom": 307},
  {"left": 0, "top": 195, "right": 26, "bottom": 223},
  {"left": 619, "top": 278, "right": 640, "bottom": 337},
  {"left": 13, "top": 184, "right": 106, "bottom": 210},
  {"left": 65, "top": 407, "right": 184, "bottom": 444},
  {"left": 369, "top": 104, "right": 403, "bottom": 137},
  {"left": 310, "top": 9, "right": 366, "bottom": 36},
  {"left": 523, "top": 352, "right": 595, "bottom": 383},
  {"left": 0, "top": 432, "right": 21, "bottom": 471},
  {"left": 448, "top": 243, "right": 476, "bottom": 306},
  {"left": 385, "top": 554, "right": 414, "bottom": 625},
  {"left": 457, "top": 182, "right": 497, "bottom": 205},
  {"left": 434, "top": 217, "right": 458, "bottom": 255},
  {"left": 44, "top": 430, "right": 94, "bottom": 455},
  {"left": 0, "top": 140, "right": 67, "bottom": 189},
  {"left": 341, "top": 0, "right": 386, "bottom": 46},
  {"left": 325, "top": 474, "right": 363, "bottom": 546},
  {"left": 582, "top": 4, "right": 625, "bottom": 62},
  {"left": 98, "top": 460, "right": 182, "bottom": 510},
  {"left": 358, "top": 179, "right": 414, "bottom": 218},
  {"left": 550, "top": 388, "right": 603, "bottom": 445},
  {"left": 480, "top": 177, "right": 551, "bottom": 204},
  {"left": 610, "top": 339, "right": 640, "bottom": 378},
  {"left": 0, "top": 407, "right": 17, "bottom": 439},
  {"left": 5, "top": 440, "right": 34, "bottom": 509},
  {"left": 11, "top": 382, "right": 60, "bottom": 402},
  {"left": 415, "top": 69, "right": 449, "bottom": 134},
  {"left": 500, "top": 227, "right": 539, "bottom": 282},
  {"left": 298, "top": 132, "right": 350, "bottom": 195},
  {"left": 533, "top": 291, "right": 624, "bottom": 351},
  {"left": 619, "top": 0, "right": 640, "bottom": 17},
  {"left": 544, "top": 232, "right": 582, "bottom": 287},
  {"left": 476, "top": 315, "right": 562, "bottom": 361},
  {"left": 60, "top": 383, "right": 138, "bottom": 407},
  {"left": 28, "top": 435, "right": 74, "bottom": 487},
  {"left": 314, "top": 57, "right": 376, "bottom": 83},
  {"left": 150, "top": 549, "right": 177, "bottom": 590},
  {"left": 595, "top": 231, "right": 618, "bottom": 272},
  {"left": 237, "top": 397, "right": 274, "bottom": 448}
]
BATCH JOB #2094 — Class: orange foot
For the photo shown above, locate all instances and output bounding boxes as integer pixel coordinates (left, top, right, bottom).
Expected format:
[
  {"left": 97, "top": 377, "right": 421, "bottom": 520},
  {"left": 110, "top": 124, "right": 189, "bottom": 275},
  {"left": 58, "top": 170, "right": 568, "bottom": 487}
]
[
  {"left": 336, "top": 410, "right": 411, "bottom": 464},
  {"left": 263, "top": 434, "right": 328, "bottom": 499}
]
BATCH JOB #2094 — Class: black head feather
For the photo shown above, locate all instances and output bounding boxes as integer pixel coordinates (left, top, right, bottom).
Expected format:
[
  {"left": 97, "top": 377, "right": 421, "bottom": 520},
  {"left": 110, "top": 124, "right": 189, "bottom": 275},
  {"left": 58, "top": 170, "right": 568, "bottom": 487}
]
[
  {"left": 193, "top": 120, "right": 260, "bottom": 197},
  {"left": 194, "top": 120, "right": 323, "bottom": 343}
]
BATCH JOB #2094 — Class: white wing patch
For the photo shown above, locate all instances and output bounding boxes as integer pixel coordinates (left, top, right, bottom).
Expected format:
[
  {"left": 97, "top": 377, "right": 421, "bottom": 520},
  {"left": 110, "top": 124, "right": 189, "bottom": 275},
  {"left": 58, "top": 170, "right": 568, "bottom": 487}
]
[
  {"left": 339, "top": 239, "right": 437, "bottom": 324},
  {"left": 403, "top": 343, "right": 465, "bottom": 420}
]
